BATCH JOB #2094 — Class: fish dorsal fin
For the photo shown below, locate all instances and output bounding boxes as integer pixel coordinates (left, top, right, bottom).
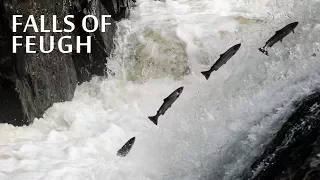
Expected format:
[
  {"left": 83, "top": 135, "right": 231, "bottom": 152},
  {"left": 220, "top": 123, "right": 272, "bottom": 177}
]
[
  {"left": 275, "top": 30, "right": 280, "bottom": 34},
  {"left": 164, "top": 97, "right": 168, "bottom": 101}
]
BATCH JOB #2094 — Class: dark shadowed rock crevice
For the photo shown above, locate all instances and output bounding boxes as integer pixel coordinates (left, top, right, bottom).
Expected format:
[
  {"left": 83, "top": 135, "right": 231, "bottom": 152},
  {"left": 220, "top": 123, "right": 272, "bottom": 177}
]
[
  {"left": 0, "top": 0, "right": 135, "bottom": 126},
  {"left": 240, "top": 91, "right": 320, "bottom": 180},
  {"left": 0, "top": 77, "right": 25, "bottom": 126}
]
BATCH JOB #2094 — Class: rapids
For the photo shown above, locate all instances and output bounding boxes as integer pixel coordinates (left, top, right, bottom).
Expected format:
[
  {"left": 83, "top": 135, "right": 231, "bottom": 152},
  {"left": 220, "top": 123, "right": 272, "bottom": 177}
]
[{"left": 0, "top": 0, "right": 320, "bottom": 179}]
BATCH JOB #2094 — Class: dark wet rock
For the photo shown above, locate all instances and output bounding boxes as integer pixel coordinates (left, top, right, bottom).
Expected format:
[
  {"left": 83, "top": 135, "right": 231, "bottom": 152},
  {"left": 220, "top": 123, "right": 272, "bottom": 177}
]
[
  {"left": 0, "top": 77, "right": 25, "bottom": 126},
  {"left": 100, "top": 0, "right": 135, "bottom": 21},
  {"left": 0, "top": 0, "right": 79, "bottom": 125},
  {"left": 0, "top": 0, "right": 135, "bottom": 125},
  {"left": 242, "top": 91, "right": 320, "bottom": 180}
]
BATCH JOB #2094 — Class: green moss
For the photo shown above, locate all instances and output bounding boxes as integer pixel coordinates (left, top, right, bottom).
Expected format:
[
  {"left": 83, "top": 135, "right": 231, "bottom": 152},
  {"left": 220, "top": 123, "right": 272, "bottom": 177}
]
[{"left": 125, "top": 28, "right": 190, "bottom": 82}]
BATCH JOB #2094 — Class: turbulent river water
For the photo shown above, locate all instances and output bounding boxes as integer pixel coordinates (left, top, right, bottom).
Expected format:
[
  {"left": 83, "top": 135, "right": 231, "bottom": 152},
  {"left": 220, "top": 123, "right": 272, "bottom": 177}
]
[{"left": 1, "top": 0, "right": 320, "bottom": 179}]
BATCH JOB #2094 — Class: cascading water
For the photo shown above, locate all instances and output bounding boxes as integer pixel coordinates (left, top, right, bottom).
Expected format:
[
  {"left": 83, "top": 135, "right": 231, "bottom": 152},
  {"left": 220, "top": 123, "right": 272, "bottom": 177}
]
[{"left": 0, "top": 0, "right": 320, "bottom": 179}]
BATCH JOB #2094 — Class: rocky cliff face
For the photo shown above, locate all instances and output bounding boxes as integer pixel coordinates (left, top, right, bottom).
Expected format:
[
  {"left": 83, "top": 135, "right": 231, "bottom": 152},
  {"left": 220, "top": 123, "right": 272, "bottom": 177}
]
[
  {"left": 0, "top": 0, "right": 135, "bottom": 126},
  {"left": 241, "top": 91, "right": 320, "bottom": 180}
]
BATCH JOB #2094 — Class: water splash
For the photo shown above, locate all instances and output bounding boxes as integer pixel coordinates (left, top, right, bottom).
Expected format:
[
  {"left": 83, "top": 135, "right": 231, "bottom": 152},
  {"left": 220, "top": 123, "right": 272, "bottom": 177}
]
[{"left": 1, "top": 0, "right": 320, "bottom": 180}]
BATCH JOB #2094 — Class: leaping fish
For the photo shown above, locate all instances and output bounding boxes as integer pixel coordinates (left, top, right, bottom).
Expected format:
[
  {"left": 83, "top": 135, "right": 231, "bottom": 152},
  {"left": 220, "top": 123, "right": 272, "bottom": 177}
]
[
  {"left": 201, "top": 43, "right": 241, "bottom": 80},
  {"left": 117, "top": 137, "right": 136, "bottom": 157},
  {"left": 259, "top": 22, "right": 298, "bottom": 56},
  {"left": 148, "top": 87, "right": 184, "bottom": 125}
]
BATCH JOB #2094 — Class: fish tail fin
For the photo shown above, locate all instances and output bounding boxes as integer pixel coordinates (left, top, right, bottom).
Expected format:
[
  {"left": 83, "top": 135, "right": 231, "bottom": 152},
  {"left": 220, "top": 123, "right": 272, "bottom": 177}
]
[
  {"left": 201, "top": 70, "right": 211, "bottom": 80},
  {"left": 148, "top": 115, "right": 158, "bottom": 125},
  {"left": 258, "top": 47, "right": 269, "bottom": 56}
]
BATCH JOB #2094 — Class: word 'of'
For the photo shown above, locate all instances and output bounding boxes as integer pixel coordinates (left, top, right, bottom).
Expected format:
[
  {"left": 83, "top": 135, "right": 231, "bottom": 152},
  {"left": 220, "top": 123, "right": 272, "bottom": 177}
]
[{"left": 12, "top": 15, "right": 111, "bottom": 54}]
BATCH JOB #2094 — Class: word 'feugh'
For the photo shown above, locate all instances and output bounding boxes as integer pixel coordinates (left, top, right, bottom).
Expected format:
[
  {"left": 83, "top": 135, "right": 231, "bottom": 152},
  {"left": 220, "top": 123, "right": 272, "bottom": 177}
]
[{"left": 12, "top": 15, "right": 111, "bottom": 54}]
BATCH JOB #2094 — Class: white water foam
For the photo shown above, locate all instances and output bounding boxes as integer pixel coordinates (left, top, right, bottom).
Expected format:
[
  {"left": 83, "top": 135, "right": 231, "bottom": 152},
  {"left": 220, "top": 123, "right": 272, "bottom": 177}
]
[{"left": 1, "top": 0, "right": 320, "bottom": 179}]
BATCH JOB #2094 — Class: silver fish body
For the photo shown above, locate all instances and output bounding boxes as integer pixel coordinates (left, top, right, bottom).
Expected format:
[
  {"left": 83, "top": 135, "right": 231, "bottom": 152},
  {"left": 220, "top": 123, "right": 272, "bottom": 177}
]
[
  {"left": 259, "top": 22, "right": 298, "bottom": 56},
  {"left": 148, "top": 87, "right": 184, "bottom": 125},
  {"left": 201, "top": 43, "right": 241, "bottom": 80},
  {"left": 117, "top": 137, "right": 136, "bottom": 157}
]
